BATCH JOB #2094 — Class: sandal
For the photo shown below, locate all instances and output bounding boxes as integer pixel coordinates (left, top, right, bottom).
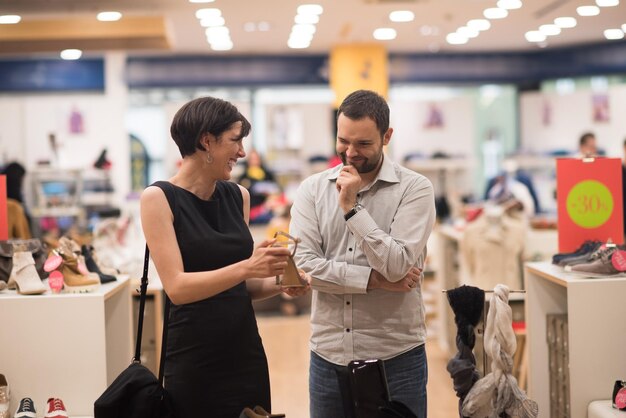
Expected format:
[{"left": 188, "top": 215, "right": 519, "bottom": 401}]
[{"left": 273, "top": 231, "right": 307, "bottom": 287}]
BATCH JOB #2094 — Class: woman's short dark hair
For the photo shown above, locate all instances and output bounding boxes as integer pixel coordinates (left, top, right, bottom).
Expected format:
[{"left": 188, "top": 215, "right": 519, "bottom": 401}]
[
  {"left": 337, "top": 90, "right": 389, "bottom": 138},
  {"left": 170, "top": 97, "right": 251, "bottom": 157}
]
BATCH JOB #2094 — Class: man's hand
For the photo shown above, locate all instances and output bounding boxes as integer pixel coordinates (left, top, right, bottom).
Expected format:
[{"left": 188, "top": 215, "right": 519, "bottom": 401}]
[
  {"left": 281, "top": 269, "right": 311, "bottom": 297},
  {"left": 367, "top": 267, "right": 422, "bottom": 292},
  {"left": 336, "top": 165, "right": 361, "bottom": 213}
]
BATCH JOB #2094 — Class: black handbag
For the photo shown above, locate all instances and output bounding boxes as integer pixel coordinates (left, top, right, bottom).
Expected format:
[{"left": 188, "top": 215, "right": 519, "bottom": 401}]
[{"left": 94, "top": 246, "right": 175, "bottom": 418}]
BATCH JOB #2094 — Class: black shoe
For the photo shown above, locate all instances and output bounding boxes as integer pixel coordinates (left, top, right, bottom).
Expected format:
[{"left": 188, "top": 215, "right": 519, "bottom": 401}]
[
  {"left": 81, "top": 245, "right": 117, "bottom": 284},
  {"left": 552, "top": 240, "right": 602, "bottom": 264}
]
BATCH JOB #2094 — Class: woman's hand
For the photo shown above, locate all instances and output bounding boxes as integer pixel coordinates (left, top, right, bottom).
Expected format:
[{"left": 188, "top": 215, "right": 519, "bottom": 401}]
[
  {"left": 281, "top": 269, "right": 311, "bottom": 297},
  {"left": 245, "top": 239, "right": 290, "bottom": 279}
]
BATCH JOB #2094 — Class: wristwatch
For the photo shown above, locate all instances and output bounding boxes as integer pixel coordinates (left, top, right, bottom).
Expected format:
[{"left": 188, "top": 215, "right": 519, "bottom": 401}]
[{"left": 344, "top": 203, "right": 364, "bottom": 221}]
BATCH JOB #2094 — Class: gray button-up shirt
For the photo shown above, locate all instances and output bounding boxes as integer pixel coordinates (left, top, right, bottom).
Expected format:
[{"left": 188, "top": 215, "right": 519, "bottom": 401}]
[{"left": 290, "top": 155, "right": 436, "bottom": 365}]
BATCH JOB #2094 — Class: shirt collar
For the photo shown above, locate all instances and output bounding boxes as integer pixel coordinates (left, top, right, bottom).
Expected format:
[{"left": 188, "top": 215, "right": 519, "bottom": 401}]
[{"left": 328, "top": 154, "right": 400, "bottom": 185}]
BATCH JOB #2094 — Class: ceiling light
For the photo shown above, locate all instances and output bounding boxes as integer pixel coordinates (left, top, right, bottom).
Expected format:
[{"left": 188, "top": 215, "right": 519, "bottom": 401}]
[
  {"left": 604, "top": 28, "right": 625, "bottom": 39},
  {"left": 420, "top": 25, "right": 433, "bottom": 35},
  {"left": 525, "top": 30, "right": 546, "bottom": 42},
  {"left": 60, "top": 49, "right": 82, "bottom": 60},
  {"left": 497, "top": 0, "right": 522, "bottom": 10},
  {"left": 243, "top": 22, "right": 256, "bottom": 32},
  {"left": 97, "top": 11, "right": 122, "bottom": 21},
  {"left": 576, "top": 5, "right": 600, "bottom": 16},
  {"left": 623, "top": 23, "right": 626, "bottom": 32},
  {"left": 539, "top": 24, "right": 561, "bottom": 36},
  {"left": 257, "top": 21, "right": 271, "bottom": 31},
  {"left": 200, "top": 16, "right": 225, "bottom": 27},
  {"left": 373, "top": 28, "right": 397, "bottom": 40},
  {"left": 292, "top": 23, "right": 316, "bottom": 35},
  {"left": 389, "top": 11, "right": 415, "bottom": 22},
  {"left": 484, "top": 8, "right": 509, "bottom": 19},
  {"left": 457, "top": 26, "right": 479, "bottom": 38},
  {"left": 596, "top": 0, "right": 619, "bottom": 6},
  {"left": 189, "top": 0, "right": 214, "bottom": 2},
  {"left": 288, "top": 38, "right": 311, "bottom": 49},
  {"left": 446, "top": 33, "right": 468, "bottom": 45},
  {"left": 211, "top": 42, "right": 233, "bottom": 51},
  {"left": 295, "top": 14, "right": 319, "bottom": 24},
  {"left": 467, "top": 19, "right": 491, "bottom": 31},
  {"left": 0, "top": 15, "right": 21, "bottom": 24},
  {"left": 297, "top": 4, "right": 323, "bottom": 15},
  {"left": 206, "top": 26, "right": 229, "bottom": 38},
  {"left": 195, "top": 8, "right": 221, "bottom": 19},
  {"left": 554, "top": 17, "right": 577, "bottom": 28}
]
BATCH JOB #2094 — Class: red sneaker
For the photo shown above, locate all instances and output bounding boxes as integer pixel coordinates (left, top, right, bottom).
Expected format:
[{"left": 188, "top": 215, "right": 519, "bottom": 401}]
[{"left": 44, "top": 398, "right": 68, "bottom": 418}]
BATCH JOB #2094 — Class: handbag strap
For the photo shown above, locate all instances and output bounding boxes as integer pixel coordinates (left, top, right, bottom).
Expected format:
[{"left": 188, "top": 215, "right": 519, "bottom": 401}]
[{"left": 134, "top": 245, "right": 171, "bottom": 386}]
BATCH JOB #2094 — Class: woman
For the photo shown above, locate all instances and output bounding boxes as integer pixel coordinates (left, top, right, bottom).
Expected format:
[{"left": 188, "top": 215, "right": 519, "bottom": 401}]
[{"left": 140, "top": 97, "right": 309, "bottom": 417}]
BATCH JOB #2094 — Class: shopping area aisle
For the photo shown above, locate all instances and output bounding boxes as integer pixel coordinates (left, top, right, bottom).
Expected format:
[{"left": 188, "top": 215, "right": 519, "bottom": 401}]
[{"left": 257, "top": 314, "right": 458, "bottom": 418}]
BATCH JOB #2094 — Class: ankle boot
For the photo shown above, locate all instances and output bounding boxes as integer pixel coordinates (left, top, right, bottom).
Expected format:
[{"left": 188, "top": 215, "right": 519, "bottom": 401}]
[
  {"left": 0, "top": 374, "right": 9, "bottom": 418},
  {"left": 81, "top": 245, "right": 117, "bottom": 284},
  {"left": 7, "top": 251, "right": 47, "bottom": 295},
  {"left": 58, "top": 249, "right": 100, "bottom": 293}
]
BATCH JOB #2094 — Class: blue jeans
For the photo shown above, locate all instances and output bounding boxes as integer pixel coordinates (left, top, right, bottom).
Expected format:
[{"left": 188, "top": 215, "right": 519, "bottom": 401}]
[{"left": 310, "top": 345, "right": 428, "bottom": 418}]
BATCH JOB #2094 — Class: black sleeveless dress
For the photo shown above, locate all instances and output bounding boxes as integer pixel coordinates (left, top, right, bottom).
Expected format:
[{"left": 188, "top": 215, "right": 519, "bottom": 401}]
[{"left": 152, "top": 181, "right": 271, "bottom": 418}]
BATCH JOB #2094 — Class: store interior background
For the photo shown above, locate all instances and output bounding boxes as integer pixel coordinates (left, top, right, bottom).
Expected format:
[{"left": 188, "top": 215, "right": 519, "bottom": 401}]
[{"left": 1, "top": 0, "right": 626, "bottom": 417}]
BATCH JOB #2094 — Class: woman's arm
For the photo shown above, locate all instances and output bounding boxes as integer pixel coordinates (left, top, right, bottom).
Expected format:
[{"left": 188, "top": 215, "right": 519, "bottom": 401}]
[{"left": 140, "top": 186, "right": 289, "bottom": 305}]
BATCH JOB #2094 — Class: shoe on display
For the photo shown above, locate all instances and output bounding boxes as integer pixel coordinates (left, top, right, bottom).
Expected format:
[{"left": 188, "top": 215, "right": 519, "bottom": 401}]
[
  {"left": 0, "top": 374, "right": 9, "bottom": 418},
  {"left": 7, "top": 251, "right": 47, "bottom": 295},
  {"left": 57, "top": 248, "right": 100, "bottom": 293},
  {"left": 568, "top": 248, "right": 623, "bottom": 277},
  {"left": 81, "top": 245, "right": 117, "bottom": 284},
  {"left": 552, "top": 240, "right": 602, "bottom": 265},
  {"left": 560, "top": 243, "right": 613, "bottom": 267},
  {"left": 14, "top": 397, "right": 36, "bottom": 418},
  {"left": 44, "top": 398, "right": 68, "bottom": 418},
  {"left": 0, "top": 281, "right": 6, "bottom": 292}
]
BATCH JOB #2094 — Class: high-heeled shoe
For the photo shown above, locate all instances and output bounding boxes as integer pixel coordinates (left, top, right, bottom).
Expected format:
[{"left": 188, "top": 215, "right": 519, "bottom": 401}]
[
  {"left": 57, "top": 248, "right": 100, "bottom": 293},
  {"left": 7, "top": 251, "right": 46, "bottom": 295},
  {"left": 273, "top": 231, "right": 306, "bottom": 287},
  {"left": 81, "top": 245, "right": 117, "bottom": 284}
]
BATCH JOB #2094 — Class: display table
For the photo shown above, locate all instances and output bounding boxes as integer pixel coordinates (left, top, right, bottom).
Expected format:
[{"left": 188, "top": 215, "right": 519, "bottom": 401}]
[
  {"left": 588, "top": 400, "right": 625, "bottom": 418},
  {"left": 525, "top": 262, "right": 626, "bottom": 418},
  {"left": 0, "top": 276, "right": 133, "bottom": 416}
]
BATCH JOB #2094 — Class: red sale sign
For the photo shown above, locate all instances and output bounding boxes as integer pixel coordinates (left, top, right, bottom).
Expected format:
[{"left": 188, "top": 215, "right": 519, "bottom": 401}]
[{"left": 557, "top": 158, "right": 623, "bottom": 252}]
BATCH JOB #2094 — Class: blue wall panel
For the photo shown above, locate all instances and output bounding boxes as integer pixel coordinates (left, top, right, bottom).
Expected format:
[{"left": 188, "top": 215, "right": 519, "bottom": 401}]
[{"left": 0, "top": 59, "right": 104, "bottom": 92}]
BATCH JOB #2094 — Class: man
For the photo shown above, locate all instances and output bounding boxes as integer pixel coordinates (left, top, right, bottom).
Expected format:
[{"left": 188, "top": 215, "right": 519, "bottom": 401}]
[
  {"left": 578, "top": 132, "right": 597, "bottom": 158},
  {"left": 290, "top": 90, "right": 436, "bottom": 418}
]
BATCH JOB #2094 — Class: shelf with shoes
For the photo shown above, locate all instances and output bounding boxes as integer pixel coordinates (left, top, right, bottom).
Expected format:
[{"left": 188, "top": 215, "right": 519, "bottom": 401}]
[
  {"left": 525, "top": 262, "right": 626, "bottom": 418},
  {"left": 0, "top": 276, "right": 133, "bottom": 417}
]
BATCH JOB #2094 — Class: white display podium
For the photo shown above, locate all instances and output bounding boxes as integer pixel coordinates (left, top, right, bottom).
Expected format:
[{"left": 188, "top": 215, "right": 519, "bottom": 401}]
[
  {"left": 525, "top": 262, "right": 626, "bottom": 418},
  {"left": 0, "top": 276, "right": 133, "bottom": 417}
]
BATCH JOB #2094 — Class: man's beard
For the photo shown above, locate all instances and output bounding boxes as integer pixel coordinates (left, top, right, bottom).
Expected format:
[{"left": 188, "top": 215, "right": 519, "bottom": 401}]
[{"left": 339, "top": 152, "right": 382, "bottom": 174}]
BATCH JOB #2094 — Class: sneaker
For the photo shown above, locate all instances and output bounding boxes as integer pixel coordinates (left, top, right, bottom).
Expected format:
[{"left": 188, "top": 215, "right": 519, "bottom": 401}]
[
  {"left": 552, "top": 240, "right": 602, "bottom": 265},
  {"left": 0, "top": 374, "right": 9, "bottom": 418},
  {"left": 44, "top": 398, "right": 68, "bottom": 418},
  {"left": 14, "top": 397, "right": 36, "bottom": 418},
  {"left": 561, "top": 243, "right": 614, "bottom": 267}
]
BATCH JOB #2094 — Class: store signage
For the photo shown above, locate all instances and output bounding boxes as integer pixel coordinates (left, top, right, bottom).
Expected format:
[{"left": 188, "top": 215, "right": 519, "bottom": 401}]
[
  {"left": 0, "top": 176, "right": 6, "bottom": 240},
  {"left": 557, "top": 158, "right": 623, "bottom": 252}
]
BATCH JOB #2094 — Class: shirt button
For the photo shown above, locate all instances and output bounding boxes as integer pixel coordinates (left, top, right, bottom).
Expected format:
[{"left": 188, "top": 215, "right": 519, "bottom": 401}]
[
  {"left": 357, "top": 193, "right": 361, "bottom": 198},
  {"left": 346, "top": 301, "right": 350, "bottom": 305},
  {"left": 348, "top": 248, "right": 353, "bottom": 251},
  {"left": 346, "top": 328, "right": 351, "bottom": 333}
]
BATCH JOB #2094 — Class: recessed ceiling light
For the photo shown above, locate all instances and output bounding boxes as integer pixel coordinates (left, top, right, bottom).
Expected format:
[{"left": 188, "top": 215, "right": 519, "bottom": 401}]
[
  {"left": 539, "top": 24, "right": 561, "bottom": 36},
  {"left": 525, "top": 31, "right": 546, "bottom": 42},
  {"left": 373, "top": 28, "right": 397, "bottom": 40},
  {"left": 189, "top": 0, "right": 214, "bottom": 2},
  {"left": 297, "top": 4, "right": 323, "bottom": 15},
  {"left": 200, "top": 16, "right": 225, "bottom": 27},
  {"left": 0, "top": 15, "right": 21, "bottom": 24},
  {"left": 97, "top": 11, "right": 122, "bottom": 21},
  {"left": 484, "top": 8, "right": 508, "bottom": 19},
  {"left": 60, "top": 49, "right": 82, "bottom": 60},
  {"left": 295, "top": 14, "right": 319, "bottom": 24},
  {"left": 210, "top": 40, "right": 233, "bottom": 51},
  {"left": 292, "top": 23, "right": 316, "bottom": 35},
  {"left": 428, "top": 43, "right": 440, "bottom": 53},
  {"left": 576, "top": 5, "right": 600, "bottom": 16},
  {"left": 243, "top": 22, "right": 256, "bottom": 32},
  {"left": 389, "top": 10, "right": 415, "bottom": 22},
  {"left": 457, "top": 26, "right": 479, "bottom": 38},
  {"left": 446, "top": 33, "right": 468, "bottom": 45},
  {"left": 554, "top": 17, "right": 577, "bottom": 28},
  {"left": 467, "top": 19, "right": 491, "bottom": 31},
  {"left": 496, "top": 0, "right": 522, "bottom": 10},
  {"left": 195, "top": 8, "right": 221, "bottom": 19},
  {"left": 604, "top": 28, "right": 624, "bottom": 39},
  {"left": 622, "top": 23, "right": 626, "bottom": 32},
  {"left": 206, "top": 26, "right": 229, "bottom": 38},
  {"left": 596, "top": 0, "right": 619, "bottom": 6},
  {"left": 288, "top": 38, "right": 311, "bottom": 49},
  {"left": 257, "top": 21, "right": 271, "bottom": 31}
]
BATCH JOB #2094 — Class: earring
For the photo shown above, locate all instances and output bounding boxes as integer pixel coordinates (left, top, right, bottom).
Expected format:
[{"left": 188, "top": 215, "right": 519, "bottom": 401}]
[{"left": 206, "top": 153, "right": 214, "bottom": 164}]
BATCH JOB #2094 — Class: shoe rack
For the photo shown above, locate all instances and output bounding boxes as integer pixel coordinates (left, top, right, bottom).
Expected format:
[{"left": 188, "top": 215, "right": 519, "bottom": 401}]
[
  {"left": 0, "top": 277, "right": 133, "bottom": 416},
  {"left": 525, "top": 262, "right": 626, "bottom": 418}
]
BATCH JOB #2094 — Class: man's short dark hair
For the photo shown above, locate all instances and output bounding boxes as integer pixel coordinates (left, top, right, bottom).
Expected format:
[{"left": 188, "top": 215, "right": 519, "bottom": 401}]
[
  {"left": 170, "top": 96, "right": 251, "bottom": 157},
  {"left": 579, "top": 132, "right": 596, "bottom": 147},
  {"left": 337, "top": 90, "right": 389, "bottom": 138}
]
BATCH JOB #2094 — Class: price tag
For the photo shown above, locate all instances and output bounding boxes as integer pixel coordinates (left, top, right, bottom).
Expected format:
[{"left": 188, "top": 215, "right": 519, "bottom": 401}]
[
  {"left": 566, "top": 180, "right": 613, "bottom": 228},
  {"left": 44, "top": 253, "right": 62, "bottom": 272},
  {"left": 48, "top": 270, "right": 64, "bottom": 293},
  {"left": 616, "top": 388, "right": 626, "bottom": 410},
  {"left": 611, "top": 250, "right": 626, "bottom": 272}
]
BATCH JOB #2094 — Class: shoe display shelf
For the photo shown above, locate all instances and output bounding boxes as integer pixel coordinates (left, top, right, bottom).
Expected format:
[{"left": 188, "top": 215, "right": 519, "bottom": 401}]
[
  {"left": 0, "top": 276, "right": 133, "bottom": 417},
  {"left": 525, "top": 262, "right": 626, "bottom": 418}
]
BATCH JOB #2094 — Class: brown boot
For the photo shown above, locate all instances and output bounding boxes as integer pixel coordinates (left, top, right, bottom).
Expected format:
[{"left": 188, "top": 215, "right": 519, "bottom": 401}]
[{"left": 58, "top": 249, "right": 100, "bottom": 293}]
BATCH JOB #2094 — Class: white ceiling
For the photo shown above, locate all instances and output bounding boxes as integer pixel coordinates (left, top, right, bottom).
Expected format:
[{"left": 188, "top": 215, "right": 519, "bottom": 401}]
[{"left": 1, "top": 0, "right": 625, "bottom": 55}]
